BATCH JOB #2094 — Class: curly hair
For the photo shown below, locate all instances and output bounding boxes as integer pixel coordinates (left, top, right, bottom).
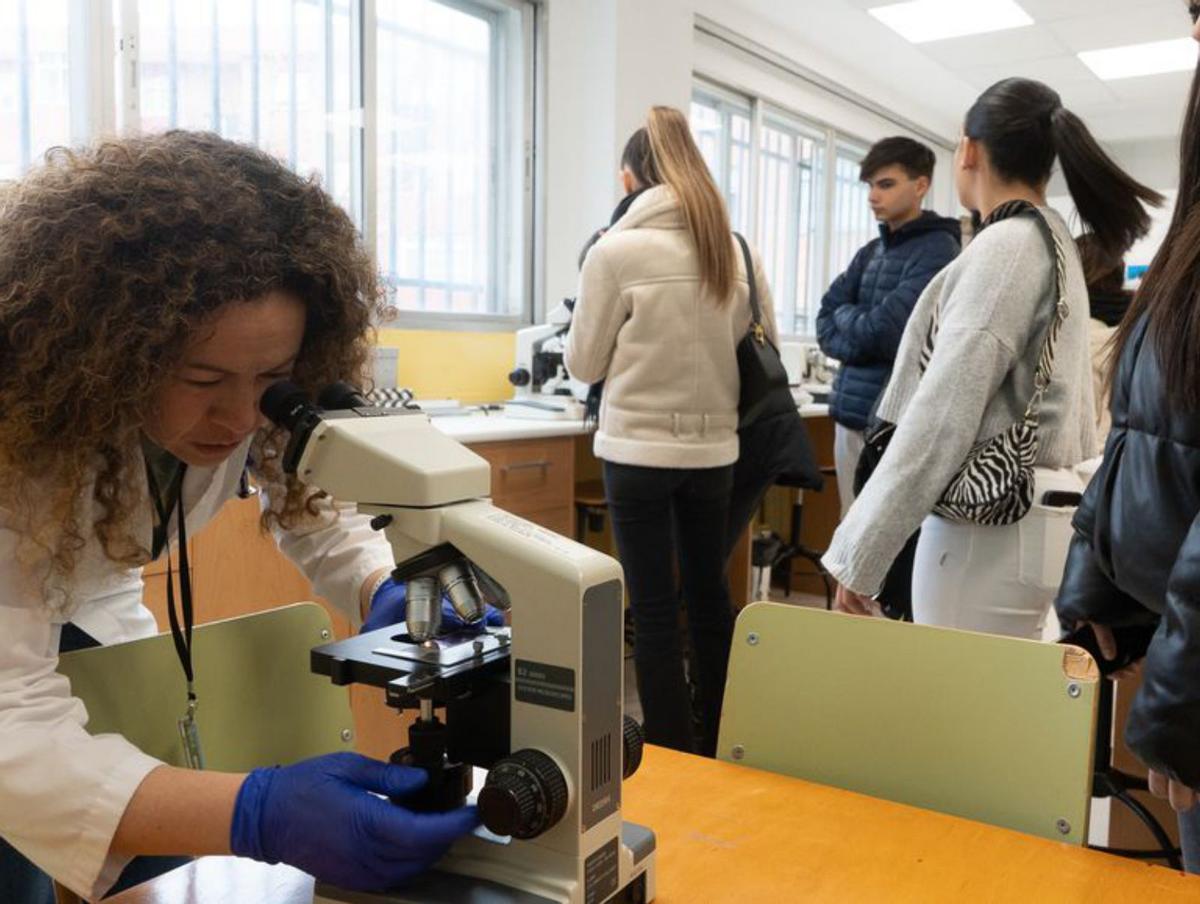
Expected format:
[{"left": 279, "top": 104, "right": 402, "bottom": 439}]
[{"left": 0, "top": 130, "right": 387, "bottom": 584}]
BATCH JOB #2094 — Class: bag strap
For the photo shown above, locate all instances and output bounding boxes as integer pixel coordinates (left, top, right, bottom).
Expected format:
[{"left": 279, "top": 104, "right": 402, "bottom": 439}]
[
  {"left": 919, "top": 203, "right": 1069, "bottom": 428},
  {"left": 733, "top": 232, "right": 765, "bottom": 344},
  {"left": 1022, "top": 209, "right": 1069, "bottom": 426}
]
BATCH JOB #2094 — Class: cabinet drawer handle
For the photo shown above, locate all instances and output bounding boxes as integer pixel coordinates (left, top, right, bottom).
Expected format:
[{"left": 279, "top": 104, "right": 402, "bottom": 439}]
[{"left": 500, "top": 460, "right": 551, "bottom": 474}]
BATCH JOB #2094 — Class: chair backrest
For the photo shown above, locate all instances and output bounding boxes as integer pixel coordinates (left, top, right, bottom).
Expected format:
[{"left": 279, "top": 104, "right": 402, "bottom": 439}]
[
  {"left": 717, "top": 603, "right": 1099, "bottom": 844},
  {"left": 57, "top": 602, "right": 355, "bottom": 772}
]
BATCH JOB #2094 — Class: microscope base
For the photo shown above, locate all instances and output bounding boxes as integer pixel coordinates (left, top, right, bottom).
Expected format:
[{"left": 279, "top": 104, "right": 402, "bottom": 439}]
[{"left": 313, "top": 822, "right": 655, "bottom": 904}]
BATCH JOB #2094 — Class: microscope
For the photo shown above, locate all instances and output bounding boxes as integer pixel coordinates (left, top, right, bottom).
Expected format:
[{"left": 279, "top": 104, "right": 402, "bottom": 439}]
[
  {"left": 506, "top": 302, "right": 586, "bottom": 418},
  {"left": 260, "top": 382, "right": 655, "bottom": 904}
]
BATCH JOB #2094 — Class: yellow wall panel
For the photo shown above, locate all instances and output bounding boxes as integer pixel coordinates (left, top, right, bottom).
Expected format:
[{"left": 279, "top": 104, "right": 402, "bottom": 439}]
[{"left": 375, "top": 329, "right": 516, "bottom": 403}]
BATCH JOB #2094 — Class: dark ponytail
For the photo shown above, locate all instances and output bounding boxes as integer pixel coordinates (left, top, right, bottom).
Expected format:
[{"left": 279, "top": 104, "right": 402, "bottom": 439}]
[
  {"left": 1050, "top": 106, "right": 1163, "bottom": 261},
  {"left": 620, "top": 128, "right": 660, "bottom": 190},
  {"left": 965, "top": 79, "right": 1162, "bottom": 262}
]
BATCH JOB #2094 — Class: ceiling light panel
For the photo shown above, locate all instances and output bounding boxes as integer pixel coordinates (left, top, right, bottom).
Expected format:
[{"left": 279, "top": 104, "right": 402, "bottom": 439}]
[
  {"left": 1079, "top": 38, "right": 1198, "bottom": 81},
  {"left": 868, "top": 0, "right": 1035, "bottom": 44}
]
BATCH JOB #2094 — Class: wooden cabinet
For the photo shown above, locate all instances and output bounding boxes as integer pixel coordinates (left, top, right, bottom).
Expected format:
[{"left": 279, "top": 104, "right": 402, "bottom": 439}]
[{"left": 468, "top": 436, "right": 575, "bottom": 536}]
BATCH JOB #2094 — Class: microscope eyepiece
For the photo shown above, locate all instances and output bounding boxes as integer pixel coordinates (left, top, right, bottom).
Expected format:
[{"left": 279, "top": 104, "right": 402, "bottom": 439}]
[
  {"left": 260, "top": 381, "right": 318, "bottom": 432},
  {"left": 260, "top": 381, "right": 326, "bottom": 475},
  {"left": 317, "top": 381, "right": 371, "bottom": 411}
]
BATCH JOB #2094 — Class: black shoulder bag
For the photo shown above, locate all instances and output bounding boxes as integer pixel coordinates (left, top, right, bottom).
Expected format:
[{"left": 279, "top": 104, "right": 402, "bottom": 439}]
[
  {"left": 727, "top": 233, "right": 822, "bottom": 556},
  {"left": 734, "top": 232, "right": 794, "bottom": 428}
]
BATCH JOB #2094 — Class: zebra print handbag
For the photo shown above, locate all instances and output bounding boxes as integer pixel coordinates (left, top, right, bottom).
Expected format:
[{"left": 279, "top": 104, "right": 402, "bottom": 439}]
[{"left": 859, "top": 201, "right": 1069, "bottom": 527}]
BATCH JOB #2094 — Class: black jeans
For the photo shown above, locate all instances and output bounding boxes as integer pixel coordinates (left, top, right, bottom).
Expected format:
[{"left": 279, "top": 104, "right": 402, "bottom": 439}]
[{"left": 604, "top": 461, "right": 736, "bottom": 757}]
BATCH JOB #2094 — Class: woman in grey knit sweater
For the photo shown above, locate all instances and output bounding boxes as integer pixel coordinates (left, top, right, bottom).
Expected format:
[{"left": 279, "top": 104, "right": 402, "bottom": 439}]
[{"left": 822, "top": 79, "right": 1161, "bottom": 638}]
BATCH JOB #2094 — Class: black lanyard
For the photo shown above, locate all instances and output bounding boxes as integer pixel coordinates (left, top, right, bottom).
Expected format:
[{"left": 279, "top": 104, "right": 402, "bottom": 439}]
[
  {"left": 145, "top": 462, "right": 199, "bottom": 712},
  {"left": 146, "top": 460, "right": 204, "bottom": 767}
]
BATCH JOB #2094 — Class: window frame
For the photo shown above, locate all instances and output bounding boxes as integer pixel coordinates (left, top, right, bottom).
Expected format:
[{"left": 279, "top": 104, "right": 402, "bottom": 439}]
[
  {"left": 691, "top": 77, "right": 753, "bottom": 234},
  {"left": 365, "top": 0, "right": 539, "bottom": 330},
  {"left": 757, "top": 104, "right": 827, "bottom": 337},
  {"left": 16, "top": 0, "right": 540, "bottom": 331},
  {"left": 690, "top": 73, "right": 892, "bottom": 340},
  {"left": 0, "top": 0, "right": 112, "bottom": 180}
]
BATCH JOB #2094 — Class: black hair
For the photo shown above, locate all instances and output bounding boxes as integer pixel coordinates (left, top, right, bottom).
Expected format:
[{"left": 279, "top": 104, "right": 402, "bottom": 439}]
[
  {"left": 578, "top": 228, "right": 605, "bottom": 270},
  {"left": 965, "top": 78, "right": 1162, "bottom": 262},
  {"left": 1075, "top": 234, "right": 1126, "bottom": 295},
  {"left": 1112, "top": 5, "right": 1200, "bottom": 409},
  {"left": 859, "top": 136, "right": 936, "bottom": 182},
  {"left": 620, "top": 128, "right": 660, "bottom": 189}
]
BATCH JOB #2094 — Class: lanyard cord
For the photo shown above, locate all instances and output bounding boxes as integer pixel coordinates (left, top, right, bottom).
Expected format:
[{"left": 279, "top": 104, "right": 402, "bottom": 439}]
[{"left": 146, "top": 461, "right": 195, "bottom": 702}]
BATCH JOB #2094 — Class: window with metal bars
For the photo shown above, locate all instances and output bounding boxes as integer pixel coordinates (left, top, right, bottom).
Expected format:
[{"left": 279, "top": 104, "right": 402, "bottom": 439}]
[
  {"left": 0, "top": 0, "right": 74, "bottom": 181},
  {"left": 689, "top": 83, "right": 889, "bottom": 338},
  {"left": 2, "top": 0, "right": 537, "bottom": 326},
  {"left": 375, "top": 0, "right": 530, "bottom": 320},
  {"left": 690, "top": 82, "right": 752, "bottom": 234}
]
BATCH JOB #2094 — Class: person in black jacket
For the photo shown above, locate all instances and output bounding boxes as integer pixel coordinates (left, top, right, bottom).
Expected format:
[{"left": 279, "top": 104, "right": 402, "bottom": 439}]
[
  {"left": 816, "top": 137, "right": 961, "bottom": 515},
  {"left": 1055, "top": 2, "right": 1200, "bottom": 872}
]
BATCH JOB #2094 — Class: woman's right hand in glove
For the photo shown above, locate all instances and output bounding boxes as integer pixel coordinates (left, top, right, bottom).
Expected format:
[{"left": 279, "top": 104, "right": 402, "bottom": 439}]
[{"left": 230, "top": 751, "right": 479, "bottom": 891}]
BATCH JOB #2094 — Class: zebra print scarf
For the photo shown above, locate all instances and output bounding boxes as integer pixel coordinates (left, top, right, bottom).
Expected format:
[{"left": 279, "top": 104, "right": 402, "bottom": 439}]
[{"left": 867, "top": 200, "right": 1069, "bottom": 527}]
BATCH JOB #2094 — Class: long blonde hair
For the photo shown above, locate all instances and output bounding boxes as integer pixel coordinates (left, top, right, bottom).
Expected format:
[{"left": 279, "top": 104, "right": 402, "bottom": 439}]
[{"left": 624, "top": 106, "right": 736, "bottom": 304}]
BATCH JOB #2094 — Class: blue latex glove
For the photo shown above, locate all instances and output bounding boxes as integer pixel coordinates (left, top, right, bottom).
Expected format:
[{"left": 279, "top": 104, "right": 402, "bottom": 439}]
[
  {"left": 362, "top": 576, "right": 507, "bottom": 634},
  {"left": 230, "top": 751, "right": 480, "bottom": 891}
]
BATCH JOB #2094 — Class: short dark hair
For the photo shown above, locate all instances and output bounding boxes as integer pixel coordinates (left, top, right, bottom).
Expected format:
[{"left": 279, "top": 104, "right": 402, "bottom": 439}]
[{"left": 859, "top": 136, "right": 936, "bottom": 182}]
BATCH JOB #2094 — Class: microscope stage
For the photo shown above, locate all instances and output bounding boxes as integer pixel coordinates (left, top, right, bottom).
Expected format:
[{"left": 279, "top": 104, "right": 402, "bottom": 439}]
[{"left": 311, "top": 624, "right": 511, "bottom": 707}]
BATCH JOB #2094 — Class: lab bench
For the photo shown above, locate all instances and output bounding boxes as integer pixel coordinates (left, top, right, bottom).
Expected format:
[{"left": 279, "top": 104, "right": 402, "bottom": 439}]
[{"left": 106, "top": 744, "right": 1200, "bottom": 904}]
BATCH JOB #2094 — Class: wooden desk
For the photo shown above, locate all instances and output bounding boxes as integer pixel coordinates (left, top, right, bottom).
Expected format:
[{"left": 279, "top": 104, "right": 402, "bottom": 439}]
[{"left": 108, "top": 746, "right": 1197, "bottom": 904}]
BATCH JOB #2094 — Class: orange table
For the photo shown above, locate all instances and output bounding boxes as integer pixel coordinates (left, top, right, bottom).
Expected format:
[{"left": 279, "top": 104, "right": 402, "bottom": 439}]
[{"left": 110, "top": 745, "right": 1199, "bottom": 903}]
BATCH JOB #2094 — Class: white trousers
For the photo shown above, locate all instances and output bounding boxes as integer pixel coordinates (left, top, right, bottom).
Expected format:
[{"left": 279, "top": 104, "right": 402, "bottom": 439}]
[
  {"left": 834, "top": 425, "right": 865, "bottom": 518},
  {"left": 911, "top": 467, "right": 1084, "bottom": 640}
]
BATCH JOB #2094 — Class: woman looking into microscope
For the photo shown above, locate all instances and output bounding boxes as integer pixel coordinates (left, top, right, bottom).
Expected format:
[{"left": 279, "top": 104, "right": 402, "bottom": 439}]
[{"left": 0, "top": 131, "right": 478, "bottom": 903}]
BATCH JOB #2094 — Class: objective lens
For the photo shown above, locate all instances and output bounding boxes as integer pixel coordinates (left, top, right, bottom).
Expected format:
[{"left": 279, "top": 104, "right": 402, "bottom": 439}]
[
  {"left": 438, "top": 561, "right": 486, "bottom": 625},
  {"left": 404, "top": 576, "right": 441, "bottom": 642}
]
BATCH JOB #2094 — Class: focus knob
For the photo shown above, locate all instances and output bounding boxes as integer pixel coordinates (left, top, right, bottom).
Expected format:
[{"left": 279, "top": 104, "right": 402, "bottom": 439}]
[
  {"left": 478, "top": 749, "right": 568, "bottom": 839},
  {"left": 623, "top": 715, "right": 645, "bottom": 779},
  {"left": 508, "top": 368, "right": 531, "bottom": 387}
]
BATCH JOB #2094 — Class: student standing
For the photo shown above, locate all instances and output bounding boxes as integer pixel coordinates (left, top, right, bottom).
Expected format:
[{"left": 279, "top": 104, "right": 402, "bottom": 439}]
[
  {"left": 0, "top": 132, "right": 478, "bottom": 903},
  {"left": 816, "top": 137, "right": 960, "bottom": 514},
  {"left": 565, "top": 107, "right": 777, "bottom": 757},
  {"left": 823, "top": 79, "right": 1161, "bottom": 639},
  {"left": 1056, "top": 2, "right": 1200, "bottom": 872}
]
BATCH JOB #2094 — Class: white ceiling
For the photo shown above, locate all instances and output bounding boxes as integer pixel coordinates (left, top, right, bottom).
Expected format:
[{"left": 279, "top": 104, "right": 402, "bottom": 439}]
[{"left": 737, "top": 0, "right": 1195, "bottom": 143}]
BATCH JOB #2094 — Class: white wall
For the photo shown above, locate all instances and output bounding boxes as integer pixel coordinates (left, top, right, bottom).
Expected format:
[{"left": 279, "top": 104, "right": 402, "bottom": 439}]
[
  {"left": 539, "top": 0, "right": 959, "bottom": 310},
  {"left": 540, "top": 0, "right": 693, "bottom": 312}
]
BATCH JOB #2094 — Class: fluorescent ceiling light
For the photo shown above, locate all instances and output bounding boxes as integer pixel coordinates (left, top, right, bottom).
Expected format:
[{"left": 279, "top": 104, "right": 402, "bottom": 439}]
[
  {"left": 1079, "top": 38, "right": 1198, "bottom": 81},
  {"left": 868, "top": 0, "right": 1033, "bottom": 44}
]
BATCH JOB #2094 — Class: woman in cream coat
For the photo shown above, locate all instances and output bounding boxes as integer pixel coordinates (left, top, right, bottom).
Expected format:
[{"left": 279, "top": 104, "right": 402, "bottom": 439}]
[{"left": 566, "top": 106, "right": 777, "bottom": 757}]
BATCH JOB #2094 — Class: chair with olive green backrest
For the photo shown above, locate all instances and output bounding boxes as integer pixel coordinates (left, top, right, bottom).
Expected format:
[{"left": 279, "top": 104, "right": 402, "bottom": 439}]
[
  {"left": 57, "top": 602, "right": 356, "bottom": 773},
  {"left": 717, "top": 602, "right": 1099, "bottom": 844}
]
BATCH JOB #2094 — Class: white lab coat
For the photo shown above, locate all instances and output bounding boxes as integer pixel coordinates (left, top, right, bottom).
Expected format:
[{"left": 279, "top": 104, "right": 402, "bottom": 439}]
[{"left": 0, "top": 438, "right": 395, "bottom": 899}]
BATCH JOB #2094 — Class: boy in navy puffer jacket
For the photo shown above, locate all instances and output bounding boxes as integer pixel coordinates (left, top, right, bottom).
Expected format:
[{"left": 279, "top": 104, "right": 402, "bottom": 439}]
[{"left": 817, "top": 136, "right": 961, "bottom": 515}]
